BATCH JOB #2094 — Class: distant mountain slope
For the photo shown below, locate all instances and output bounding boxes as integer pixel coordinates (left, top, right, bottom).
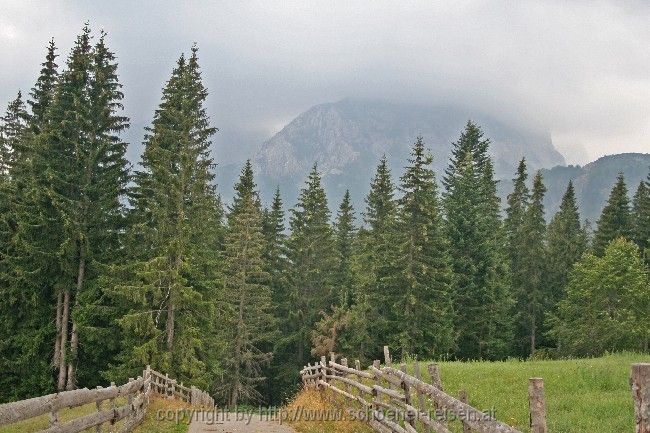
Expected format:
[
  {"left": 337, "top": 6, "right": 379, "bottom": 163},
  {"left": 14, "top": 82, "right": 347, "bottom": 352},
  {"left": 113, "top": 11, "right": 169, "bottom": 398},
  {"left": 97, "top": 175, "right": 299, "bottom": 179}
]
[
  {"left": 538, "top": 153, "right": 650, "bottom": 222},
  {"left": 248, "top": 98, "right": 564, "bottom": 206}
]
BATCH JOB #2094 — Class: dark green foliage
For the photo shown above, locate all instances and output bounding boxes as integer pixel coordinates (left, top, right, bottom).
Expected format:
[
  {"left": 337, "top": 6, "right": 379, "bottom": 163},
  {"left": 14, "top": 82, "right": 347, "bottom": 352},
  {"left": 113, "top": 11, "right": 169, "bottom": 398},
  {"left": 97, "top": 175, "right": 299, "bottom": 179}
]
[
  {"left": 546, "top": 181, "right": 587, "bottom": 309},
  {"left": 28, "top": 39, "right": 58, "bottom": 134},
  {"left": 593, "top": 174, "right": 632, "bottom": 255},
  {"left": 388, "top": 137, "right": 455, "bottom": 359},
  {"left": 631, "top": 174, "right": 649, "bottom": 262},
  {"left": 444, "top": 122, "right": 513, "bottom": 360},
  {"left": 343, "top": 157, "right": 398, "bottom": 362},
  {"left": 334, "top": 190, "right": 356, "bottom": 308},
  {"left": 548, "top": 238, "right": 649, "bottom": 356},
  {"left": 513, "top": 172, "right": 548, "bottom": 357},
  {"left": 216, "top": 161, "right": 275, "bottom": 406},
  {"left": 0, "top": 92, "right": 55, "bottom": 401},
  {"left": 110, "top": 46, "right": 221, "bottom": 389},
  {"left": 286, "top": 164, "right": 337, "bottom": 366}
]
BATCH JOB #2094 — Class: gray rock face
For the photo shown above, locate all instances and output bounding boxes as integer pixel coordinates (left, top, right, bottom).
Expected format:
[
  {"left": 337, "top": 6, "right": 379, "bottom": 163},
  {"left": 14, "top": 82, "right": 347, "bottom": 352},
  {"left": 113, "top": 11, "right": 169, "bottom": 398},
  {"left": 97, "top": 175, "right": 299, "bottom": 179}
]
[{"left": 251, "top": 98, "right": 565, "bottom": 206}]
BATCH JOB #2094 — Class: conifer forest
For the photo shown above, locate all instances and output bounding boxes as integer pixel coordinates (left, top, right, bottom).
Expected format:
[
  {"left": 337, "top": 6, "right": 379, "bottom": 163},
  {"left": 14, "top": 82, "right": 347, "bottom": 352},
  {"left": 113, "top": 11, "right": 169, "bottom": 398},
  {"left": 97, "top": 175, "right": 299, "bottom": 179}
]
[{"left": 0, "top": 27, "right": 648, "bottom": 407}]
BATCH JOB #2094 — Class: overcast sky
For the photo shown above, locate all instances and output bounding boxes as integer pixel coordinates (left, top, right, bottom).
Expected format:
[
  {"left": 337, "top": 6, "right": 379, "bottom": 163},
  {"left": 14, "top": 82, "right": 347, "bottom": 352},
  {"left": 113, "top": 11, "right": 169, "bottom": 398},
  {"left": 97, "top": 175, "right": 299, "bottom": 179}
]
[{"left": 0, "top": 0, "right": 648, "bottom": 165}]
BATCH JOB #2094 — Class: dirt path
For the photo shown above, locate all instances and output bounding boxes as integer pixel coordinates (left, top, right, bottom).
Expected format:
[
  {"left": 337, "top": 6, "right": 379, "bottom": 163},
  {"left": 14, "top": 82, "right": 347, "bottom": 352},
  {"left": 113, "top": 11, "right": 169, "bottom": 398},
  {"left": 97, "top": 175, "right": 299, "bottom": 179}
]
[{"left": 188, "top": 412, "right": 297, "bottom": 433}]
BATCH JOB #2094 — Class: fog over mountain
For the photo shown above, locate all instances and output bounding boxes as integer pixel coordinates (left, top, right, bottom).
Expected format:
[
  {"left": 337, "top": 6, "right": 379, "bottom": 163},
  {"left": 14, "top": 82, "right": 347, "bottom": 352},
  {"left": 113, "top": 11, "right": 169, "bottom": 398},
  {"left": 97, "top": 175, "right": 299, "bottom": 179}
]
[
  {"left": 241, "top": 98, "right": 564, "bottom": 206},
  {"left": 1, "top": 1, "right": 649, "bottom": 170},
  {"left": 215, "top": 99, "right": 649, "bottom": 224}
]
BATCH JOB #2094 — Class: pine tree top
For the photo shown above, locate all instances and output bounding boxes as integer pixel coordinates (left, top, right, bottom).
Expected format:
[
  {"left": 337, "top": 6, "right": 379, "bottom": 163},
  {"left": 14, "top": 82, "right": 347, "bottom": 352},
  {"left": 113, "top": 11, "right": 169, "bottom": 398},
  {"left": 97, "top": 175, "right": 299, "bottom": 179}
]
[
  {"left": 28, "top": 38, "right": 59, "bottom": 129},
  {"left": 593, "top": 173, "right": 632, "bottom": 254},
  {"left": 364, "top": 156, "right": 396, "bottom": 231}
]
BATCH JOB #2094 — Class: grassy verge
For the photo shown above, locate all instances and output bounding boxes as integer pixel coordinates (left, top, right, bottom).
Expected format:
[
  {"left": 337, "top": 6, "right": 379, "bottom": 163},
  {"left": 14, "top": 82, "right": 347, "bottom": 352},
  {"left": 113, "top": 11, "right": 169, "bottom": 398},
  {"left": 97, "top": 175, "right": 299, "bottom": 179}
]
[
  {"left": 0, "top": 396, "right": 190, "bottom": 433},
  {"left": 133, "top": 396, "right": 191, "bottom": 433},
  {"left": 420, "top": 352, "right": 648, "bottom": 432},
  {"left": 0, "top": 398, "right": 127, "bottom": 433},
  {"left": 289, "top": 352, "right": 648, "bottom": 433}
]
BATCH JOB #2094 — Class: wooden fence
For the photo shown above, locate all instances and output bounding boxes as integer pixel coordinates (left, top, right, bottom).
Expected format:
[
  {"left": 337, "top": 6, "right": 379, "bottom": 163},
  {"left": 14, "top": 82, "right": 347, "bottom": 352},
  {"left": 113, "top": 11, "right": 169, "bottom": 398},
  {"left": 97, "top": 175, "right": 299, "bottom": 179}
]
[
  {"left": 301, "top": 347, "right": 650, "bottom": 433},
  {"left": 0, "top": 366, "right": 214, "bottom": 433}
]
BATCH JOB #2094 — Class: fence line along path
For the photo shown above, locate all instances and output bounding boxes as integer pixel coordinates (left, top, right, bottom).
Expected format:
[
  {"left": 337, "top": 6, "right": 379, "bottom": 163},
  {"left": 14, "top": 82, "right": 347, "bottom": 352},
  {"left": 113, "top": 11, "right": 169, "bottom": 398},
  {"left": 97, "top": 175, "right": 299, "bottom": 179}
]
[
  {"left": 301, "top": 346, "right": 650, "bottom": 433},
  {"left": 0, "top": 365, "right": 214, "bottom": 433}
]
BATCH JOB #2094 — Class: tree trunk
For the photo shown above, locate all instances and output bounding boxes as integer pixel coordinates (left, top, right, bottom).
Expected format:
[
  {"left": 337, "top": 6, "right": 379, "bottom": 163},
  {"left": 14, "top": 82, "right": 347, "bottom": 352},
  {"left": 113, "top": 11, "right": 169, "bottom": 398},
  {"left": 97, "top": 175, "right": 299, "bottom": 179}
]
[
  {"left": 530, "top": 316, "right": 536, "bottom": 357},
  {"left": 66, "top": 255, "right": 86, "bottom": 390},
  {"left": 57, "top": 289, "right": 70, "bottom": 391},
  {"left": 66, "top": 322, "right": 78, "bottom": 390},
  {"left": 53, "top": 291, "right": 63, "bottom": 368},
  {"left": 166, "top": 296, "right": 175, "bottom": 350}
]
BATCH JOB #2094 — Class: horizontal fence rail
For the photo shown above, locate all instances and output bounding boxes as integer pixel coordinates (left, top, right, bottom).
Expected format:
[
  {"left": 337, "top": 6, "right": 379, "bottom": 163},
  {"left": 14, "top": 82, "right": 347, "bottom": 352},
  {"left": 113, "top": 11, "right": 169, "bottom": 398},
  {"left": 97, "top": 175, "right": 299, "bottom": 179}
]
[
  {"left": 302, "top": 347, "right": 532, "bottom": 433},
  {"left": 0, "top": 366, "right": 213, "bottom": 433}
]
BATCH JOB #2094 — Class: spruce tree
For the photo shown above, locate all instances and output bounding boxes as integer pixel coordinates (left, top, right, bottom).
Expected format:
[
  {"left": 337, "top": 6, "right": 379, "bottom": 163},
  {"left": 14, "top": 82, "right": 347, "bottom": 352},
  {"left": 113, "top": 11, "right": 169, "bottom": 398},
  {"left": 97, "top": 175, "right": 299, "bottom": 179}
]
[
  {"left": 111, "top": 46, "right": 221, "bottom": 388},
  {"left": 33, "top": 27, "right": 131, "bottom": 390},
  {"left": 514, "top": 172, "right": 548, "bottom": 356},
  {"left": 389, "top": 137, "right": 455, "bottom": 359},
  {"left": 344, "top": 156, "right": 398, "bottom": 361},
  {"left": 443, "top": 122, "right": 513, "bottom": 360},
  {"left": 334, "top": 190, "right": 356, "bottom": 307},
  {"left": 593, "top": 174, "right": 632, "bottom": 255},
  {"left": 28, "top": 39, "right": 58, "bottom": 134},
  {"left": 546, "top": 181, "right": 587, "bottom": 310},
  {"left": 505, "top": 158, "right": 530, "bottom": 270},
  {"left": 0, "top": 41, "right": 61, "bottom": 400},
  {"left": 286, "top": 164, "right": 336, "bottom": 367},
  {"left": 217, "top": 161, "right": 275, "bottom": 406},
  {"left": 0, "top": 93, "right": 54, "bottom": 400},
  {"left": 262, "top": 187, "right": 289, "bottom": 314},
  {"left": 631, "top": 174, "right": 649, "bottom": 263}
]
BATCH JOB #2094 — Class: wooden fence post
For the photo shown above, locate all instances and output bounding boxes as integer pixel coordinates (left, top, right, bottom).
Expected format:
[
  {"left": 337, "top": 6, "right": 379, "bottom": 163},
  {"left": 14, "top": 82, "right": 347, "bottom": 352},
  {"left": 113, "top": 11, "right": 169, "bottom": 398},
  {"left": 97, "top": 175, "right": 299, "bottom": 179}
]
[
  {"left": 109, "top": 382, "right": 116, "bottom": 433},
  {"left": 400, "top": 363, "right": 416, "bottom": 428},
  {"left": 321, "top": 355, "right": 327, "bottom": 385},
  {"left": 427, "top": 363, "right": 443, "bottom": 390},
  {"left": 632, "top": 363, "right": 650, "bottom": 433},
  {"left": 459, "top": 389, "right": 471, "bottom": 433},
  {"left": 95, "top": 386, "right": 103, "bottom": 433},
  {"left": 528, "top": 378, "right": 547, "bottom": 433},
  {"left": 413, "top": 362, "right": 431, "bottom": 433},
  {"left": 48, "top": 399, "right": 58, "bottom": 429},
  {"left": 383, "top": 346, "right": 392, "bottom": 367},
  {"left": 341, "top": 358, "right": 352, "bottom": 394}
]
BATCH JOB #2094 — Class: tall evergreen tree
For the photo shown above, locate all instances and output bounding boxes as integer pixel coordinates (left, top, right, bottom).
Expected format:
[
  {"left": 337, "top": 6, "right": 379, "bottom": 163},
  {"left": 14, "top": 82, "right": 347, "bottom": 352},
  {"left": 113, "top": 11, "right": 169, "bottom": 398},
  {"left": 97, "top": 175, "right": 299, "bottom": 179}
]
[
  {"left": 111, "top": 46, "right": 221, "bottom": 388},
  {"left": 261, "top": 187, "right": 294, "bottom": 403},
  {"left": 28, "top": 39, "right": 58, "bottom": 134},
  {"left": 0, "top": 92, "right": 54, "bottom": 401},
  {"left": 262, "top": 187, "right": 289, "bottom": 314},
  {"left": 286, "top": 164, "right": 336, "bottom": 367},
  {"left": 546, "top": 181, "right": 587, "bottom": 310},
  {"left": 631, "top": 174, "right": 649, "bottom": 262},
  {"left": 389, "top": 137, "right": 455, "bottom": 358},
  {"left": 34, "top": 27, "right": 131, "bottom": 390},
  {"left": 0, "top": 41, "right": 61, "bottom": 401},
  {"left": 344, "top": 157, "right": 398, "bottom": 361},
  {"left": 514, "top": 172, "right": 548, "bottom": 356},
  {"left": 443, "top": 122, "right": 513, "bottom": 360},
  {"left": 0, "top": 92, "right": 29, "bottom": 174},
  {"left": 217, "top": 161, "right": 275, "bottom": 406},
  {"left": 334, "top": 190, "right": 356, "bottom": 307},
  {"left": 505, "top": 158, "right": 530, "bottom": 269},
  {"left": 593, "top": 174, "right": 632, "bottom": 255}
]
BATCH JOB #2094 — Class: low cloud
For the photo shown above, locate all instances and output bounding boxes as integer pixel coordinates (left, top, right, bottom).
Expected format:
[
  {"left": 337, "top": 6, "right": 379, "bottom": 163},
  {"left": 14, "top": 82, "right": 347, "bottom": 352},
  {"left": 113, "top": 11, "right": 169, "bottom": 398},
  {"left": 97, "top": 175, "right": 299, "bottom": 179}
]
[{"left": 0, "top": 0, "right": 648, "bottom": 165}]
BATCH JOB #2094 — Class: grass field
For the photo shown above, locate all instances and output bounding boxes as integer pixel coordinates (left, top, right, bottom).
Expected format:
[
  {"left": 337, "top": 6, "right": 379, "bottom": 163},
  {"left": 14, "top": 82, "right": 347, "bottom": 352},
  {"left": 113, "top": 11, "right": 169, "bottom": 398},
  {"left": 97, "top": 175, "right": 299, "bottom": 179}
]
[
  {"left": 290, "top": 352, "right": 648, "bottom": 433},
  {"left": 419, "top": 352, "right": 648, "bottom": 432}
]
